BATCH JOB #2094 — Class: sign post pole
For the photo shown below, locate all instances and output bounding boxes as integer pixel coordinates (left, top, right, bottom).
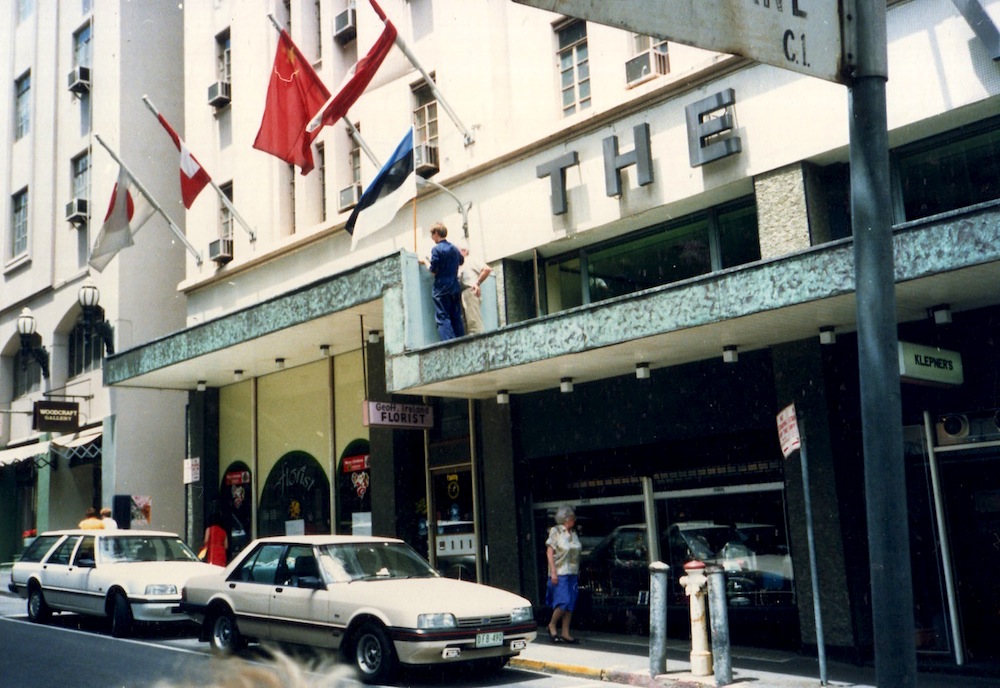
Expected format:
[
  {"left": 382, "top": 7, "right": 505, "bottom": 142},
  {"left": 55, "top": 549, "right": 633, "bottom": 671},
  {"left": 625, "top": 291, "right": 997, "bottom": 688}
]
[{"left": 849, "top": 4, "right": 917, "bottom": 686}]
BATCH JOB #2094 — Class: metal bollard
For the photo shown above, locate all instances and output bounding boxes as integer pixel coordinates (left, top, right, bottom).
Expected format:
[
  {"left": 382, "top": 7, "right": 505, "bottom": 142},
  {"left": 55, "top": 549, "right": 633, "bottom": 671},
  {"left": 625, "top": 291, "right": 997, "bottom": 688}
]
[
  {"left": 648, "top": 561, "right": 669, "bottom": 677},
  {"left": 706, "top": 565, "right": 733, "bottom": 687},
  {"left": 679, "top": 560, "right": 712, "bottom": 676}
]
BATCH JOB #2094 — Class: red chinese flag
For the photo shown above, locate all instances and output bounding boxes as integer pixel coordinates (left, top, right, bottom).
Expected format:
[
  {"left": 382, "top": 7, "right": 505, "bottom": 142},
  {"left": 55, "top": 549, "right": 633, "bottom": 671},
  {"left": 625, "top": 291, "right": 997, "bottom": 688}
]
[{"left": 253, "top": 30, "right": 331, "bottom": 175}]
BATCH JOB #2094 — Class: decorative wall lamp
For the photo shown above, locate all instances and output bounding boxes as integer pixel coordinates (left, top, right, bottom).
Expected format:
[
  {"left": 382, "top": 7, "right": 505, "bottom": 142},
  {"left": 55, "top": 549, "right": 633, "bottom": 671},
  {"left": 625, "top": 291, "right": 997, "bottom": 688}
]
[
  {"left": 78, "top": 278, "right": 115, "bottom": 355},
  {"left": 17, "top": 308, "right": 50, "bottom": 378}
]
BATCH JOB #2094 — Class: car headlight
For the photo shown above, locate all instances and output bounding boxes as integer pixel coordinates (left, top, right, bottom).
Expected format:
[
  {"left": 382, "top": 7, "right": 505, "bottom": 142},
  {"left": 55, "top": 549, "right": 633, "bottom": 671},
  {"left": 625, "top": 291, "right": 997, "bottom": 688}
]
[
  {"left": 417, "top": 613, "right": 457, "bottom": 629},
  {"left": 511, "top": 606, "right": 534, "bottom": 624},
  {"left": 144, "top": 584, "right": 178, "bottom": 595}
]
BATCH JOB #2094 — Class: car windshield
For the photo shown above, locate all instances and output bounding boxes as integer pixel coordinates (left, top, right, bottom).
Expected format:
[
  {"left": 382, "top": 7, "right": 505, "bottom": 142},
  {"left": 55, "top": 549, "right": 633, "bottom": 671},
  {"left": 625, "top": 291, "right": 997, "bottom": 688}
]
[
  {"left": 99, "top": 536, "right": 199, "bottom": 563},
  {"left": 318, "top": 542, "right": 439, "bottom": 582}
]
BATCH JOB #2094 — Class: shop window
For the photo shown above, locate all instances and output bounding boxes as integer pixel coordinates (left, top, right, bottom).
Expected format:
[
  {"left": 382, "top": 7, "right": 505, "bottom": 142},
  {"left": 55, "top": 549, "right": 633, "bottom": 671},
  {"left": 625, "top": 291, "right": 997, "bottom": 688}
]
[
  {"left": 895, "top": 118, "right": 1000, "bottom": 222},
  {"left": 542, "top": 198, "right": 758, "bottom": 314}
]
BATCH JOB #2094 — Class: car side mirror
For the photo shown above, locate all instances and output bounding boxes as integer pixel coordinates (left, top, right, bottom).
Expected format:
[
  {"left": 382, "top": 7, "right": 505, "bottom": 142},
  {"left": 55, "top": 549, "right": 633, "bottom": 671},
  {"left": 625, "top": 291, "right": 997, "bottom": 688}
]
[{"left": 297, "top": 576, "right": 325, "bottom": 590}]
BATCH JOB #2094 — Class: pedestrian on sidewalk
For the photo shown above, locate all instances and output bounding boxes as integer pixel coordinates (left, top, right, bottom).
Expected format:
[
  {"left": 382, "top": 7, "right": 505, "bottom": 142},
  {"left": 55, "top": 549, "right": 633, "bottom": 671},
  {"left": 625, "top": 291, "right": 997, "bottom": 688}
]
[
  {"left": 545, "top": 504, "right": 582, "bottom": 644},
  {"left": 78, "top": 507, "right": 105, "bottom": 530}
]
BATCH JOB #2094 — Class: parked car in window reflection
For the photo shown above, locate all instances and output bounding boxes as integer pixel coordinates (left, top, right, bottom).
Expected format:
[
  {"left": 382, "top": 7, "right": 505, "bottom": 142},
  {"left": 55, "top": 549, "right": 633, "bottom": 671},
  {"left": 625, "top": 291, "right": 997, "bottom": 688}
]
[
  {"left": 8, "top": 529, "right": 222, "bottom": 637},
  {"left": 577, "top": 522, "right": 794, "bottom": 629},
  {"left": 179, "top": 535, "right": 536, "bottom": 684}
]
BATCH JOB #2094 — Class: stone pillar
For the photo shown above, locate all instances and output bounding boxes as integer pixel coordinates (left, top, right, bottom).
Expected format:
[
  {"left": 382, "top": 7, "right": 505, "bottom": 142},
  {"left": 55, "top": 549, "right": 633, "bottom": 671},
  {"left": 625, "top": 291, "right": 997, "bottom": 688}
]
[{"left": 754, "top": 162, "right": 819, "bottom": 259}]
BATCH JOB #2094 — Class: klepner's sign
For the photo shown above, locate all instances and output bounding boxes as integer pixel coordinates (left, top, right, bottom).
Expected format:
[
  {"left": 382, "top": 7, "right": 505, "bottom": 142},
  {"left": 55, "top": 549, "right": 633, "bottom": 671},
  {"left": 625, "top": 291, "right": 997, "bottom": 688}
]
[
  {"left": 898, "top": 341, "right": 964, "bottom": 387},
  {"left": 537, "top": 88, "right": 741, "bottom": 215},
  {"left": 514, "top": 0, "right": 850, "bottom": 84},
  {"left": 362, "top": 401, "right": 434, "bottom": 429}
]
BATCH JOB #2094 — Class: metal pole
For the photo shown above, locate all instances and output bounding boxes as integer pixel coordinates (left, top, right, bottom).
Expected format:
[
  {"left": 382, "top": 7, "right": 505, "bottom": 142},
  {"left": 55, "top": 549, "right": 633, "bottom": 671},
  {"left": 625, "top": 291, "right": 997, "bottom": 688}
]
[
  {"left": 705, "top": 565, "right": 732, "bottom": 687},
  {"left": 798, "top": 424, "right": 827, "bottom": 685},
  {"left": 849, "top": 3, "right": 917, "bottom": 685},
  {"left": 648, "top": 561, "right": 669, "bottom": 678},
  {"left": 921, "top": 411, "right": 964, "bottom": 665}
]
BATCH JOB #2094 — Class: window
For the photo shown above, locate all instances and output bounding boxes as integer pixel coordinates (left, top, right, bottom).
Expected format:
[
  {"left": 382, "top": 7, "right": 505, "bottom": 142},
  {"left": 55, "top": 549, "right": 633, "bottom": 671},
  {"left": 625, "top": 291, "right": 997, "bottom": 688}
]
[
  {"left": 15, "top": 72, "right": 31, "bottom": 139},
  {"left": 13, "top": 349, "right": 42, "bottom": 398},
  {"left": 316, "top": 143, "right": 327, "bottom": 222},
  {"left": 895, "top": 118, "right": 1000, "bottom": 222},
  {"left": 557, "top": 20, "right": 590, "bottom": 116},
  {"left": 17, "top": 0, "right": 33, "bottom": 23},
  {"left": 82, "top": 0, "right": 92, "bottom": 14},
  {"left": 73, "top": 23, "right": 92, "bottom": 68},
  {"left": 413, "top": 81, "right": 438, "bottom": 147},
  {"left": 314, "top": 0, "right": 323, "bottom": 61},
  {"left": 349, "top": 127, "right": 361, "bottom": 186},
  {"left": 216, "top": 30, "right": 232, "bottom": 83},
  {"left": 68, "top": 311, "right": 106, "bottom": 378},
  {"left": 543, "top": 198, "right": 759, "bottom": 313},
  {"left": 11, "top": 188, "right": 29, "bottom": 258},
  {"left": 71, "top": 150, "right": 90, "bottom": 199},
  {"left": 219, "top": 181, "right": 234, "bottom": 241}
]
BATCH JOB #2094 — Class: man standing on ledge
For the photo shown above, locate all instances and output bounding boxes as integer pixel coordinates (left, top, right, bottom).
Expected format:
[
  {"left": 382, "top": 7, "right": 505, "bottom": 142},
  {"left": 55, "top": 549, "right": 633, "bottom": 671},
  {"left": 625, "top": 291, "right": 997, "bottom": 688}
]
[{"left": 421, "top": 222, "right": 465, "bottom": 341}]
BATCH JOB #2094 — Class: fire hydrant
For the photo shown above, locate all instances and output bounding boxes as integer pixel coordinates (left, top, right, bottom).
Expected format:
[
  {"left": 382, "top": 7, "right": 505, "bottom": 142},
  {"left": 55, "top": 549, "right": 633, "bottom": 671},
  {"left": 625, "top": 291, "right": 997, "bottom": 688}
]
[{"left": 679, "top": 560, "right": 712, "bottom": 676}]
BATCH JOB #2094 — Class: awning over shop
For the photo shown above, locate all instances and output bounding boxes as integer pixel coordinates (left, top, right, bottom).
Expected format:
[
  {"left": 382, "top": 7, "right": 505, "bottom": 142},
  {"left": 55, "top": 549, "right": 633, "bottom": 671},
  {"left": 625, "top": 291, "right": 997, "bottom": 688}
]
[
  {"left": 0, "top": 440, "right": 51, "bottom": 469},
  {"left": 51, "top": 427, "right": 103, "bottom": 467}
]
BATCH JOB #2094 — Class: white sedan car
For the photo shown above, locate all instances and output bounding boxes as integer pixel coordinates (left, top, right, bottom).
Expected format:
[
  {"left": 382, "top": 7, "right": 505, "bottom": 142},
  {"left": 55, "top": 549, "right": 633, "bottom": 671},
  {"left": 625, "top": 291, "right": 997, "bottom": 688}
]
[
  {"left": 180, "top": 535, "right": 536, "bottom": 683},
  {"left": 9, "top": 529, "right": 222, "bottom": 637}
]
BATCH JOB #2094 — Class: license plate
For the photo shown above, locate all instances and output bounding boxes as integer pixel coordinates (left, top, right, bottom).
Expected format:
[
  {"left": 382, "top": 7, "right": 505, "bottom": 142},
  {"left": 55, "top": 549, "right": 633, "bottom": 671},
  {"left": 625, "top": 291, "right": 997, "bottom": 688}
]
[{"left": 475, "top": 631, "right": 504, "bottom": 648}]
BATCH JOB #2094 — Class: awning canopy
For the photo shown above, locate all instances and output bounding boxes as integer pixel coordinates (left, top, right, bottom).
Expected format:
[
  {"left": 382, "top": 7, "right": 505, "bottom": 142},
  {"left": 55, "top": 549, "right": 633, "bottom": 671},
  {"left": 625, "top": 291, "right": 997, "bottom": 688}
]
[
  {"left": 0, "top": 440, "right": 51, "bottom": 469},
  {"left": 51, "top": 428, "right": 103, "bottom": 466}
]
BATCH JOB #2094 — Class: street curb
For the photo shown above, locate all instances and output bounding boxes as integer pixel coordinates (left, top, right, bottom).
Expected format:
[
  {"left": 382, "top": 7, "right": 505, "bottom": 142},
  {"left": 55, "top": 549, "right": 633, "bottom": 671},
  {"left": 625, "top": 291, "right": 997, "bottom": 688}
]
[{"left": 509, "top": 657, "right": 707, "bottom": 688}]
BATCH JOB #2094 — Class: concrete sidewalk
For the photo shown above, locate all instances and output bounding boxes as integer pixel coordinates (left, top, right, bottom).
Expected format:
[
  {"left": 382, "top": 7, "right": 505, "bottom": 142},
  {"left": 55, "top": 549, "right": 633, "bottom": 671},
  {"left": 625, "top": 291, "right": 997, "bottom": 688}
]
[{"left": 511, "top": 627, "right": 1000, "bottom": 688}]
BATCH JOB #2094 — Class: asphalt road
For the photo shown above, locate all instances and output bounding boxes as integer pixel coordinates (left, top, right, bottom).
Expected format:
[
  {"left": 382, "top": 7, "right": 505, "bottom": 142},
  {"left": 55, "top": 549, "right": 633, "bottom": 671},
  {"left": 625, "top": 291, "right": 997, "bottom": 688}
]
[{"left": 0, "top": 609, "right": 603, "bottom": 688}]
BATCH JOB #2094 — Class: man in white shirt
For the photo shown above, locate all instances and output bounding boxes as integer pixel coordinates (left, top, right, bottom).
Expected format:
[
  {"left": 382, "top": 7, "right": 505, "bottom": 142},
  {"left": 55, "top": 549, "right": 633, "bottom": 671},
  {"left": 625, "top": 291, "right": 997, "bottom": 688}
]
[{"left": 456, "top": 240, "right": 492, "bottom": 335}]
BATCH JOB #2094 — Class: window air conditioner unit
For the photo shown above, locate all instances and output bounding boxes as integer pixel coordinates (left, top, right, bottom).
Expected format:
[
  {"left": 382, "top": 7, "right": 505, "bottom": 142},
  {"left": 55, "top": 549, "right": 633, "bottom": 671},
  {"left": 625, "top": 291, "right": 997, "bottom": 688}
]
[
  {"left": 625, "top": 49, "right": 669, "bottom": 88},
  {"left": 65, "top": 197, "right": 89, "bottom": 224},
  {"left": 209, "top": 238, "right": 234, "bottom": 265},
  {"left": 334, "top": 8, "right": 357, "bottom": 45},
  {"left": 68, "top": 65, "right": 91, "bottom": 94},
  {"left": 338, "top": 183, "right": 362, "bottom": 212},
  {"left": 207, "top": 81, "right": 231, "bottom": 108},
  {"left": 414, "top": 143, "right": 439, "bottom": 178}
]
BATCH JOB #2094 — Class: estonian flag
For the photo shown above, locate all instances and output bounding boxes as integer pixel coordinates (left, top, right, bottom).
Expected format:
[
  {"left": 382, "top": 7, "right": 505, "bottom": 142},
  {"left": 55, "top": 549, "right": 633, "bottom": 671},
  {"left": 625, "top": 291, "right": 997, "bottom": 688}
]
[{"left": 346, "top": 127, "right": 416, "bottom": 245}]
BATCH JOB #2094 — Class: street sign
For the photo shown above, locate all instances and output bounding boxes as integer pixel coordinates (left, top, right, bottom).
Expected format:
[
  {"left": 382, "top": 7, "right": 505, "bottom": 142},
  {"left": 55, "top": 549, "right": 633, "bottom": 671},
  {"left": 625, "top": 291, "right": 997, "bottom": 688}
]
[
  {"left": 513, "top": 0, "right": 850, "bottom": 84},
  {"left": 776, "top": 403, "right": 801, "bottom": 459}
]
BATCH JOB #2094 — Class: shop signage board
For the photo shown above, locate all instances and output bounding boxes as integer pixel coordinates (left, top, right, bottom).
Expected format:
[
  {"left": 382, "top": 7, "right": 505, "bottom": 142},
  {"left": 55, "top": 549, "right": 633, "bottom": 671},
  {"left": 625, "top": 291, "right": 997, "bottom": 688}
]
[
  {"left": 362, "top": 400, "right": 433, "bottom": 429},
  {"left": 776, "top": 403, "right": 801, "bottom": 459},
  {"left": 33, "top": 401, "right": 79, "bottom": 432},
  {"left": 898, "top": 341, "right": 963, "bottom": 386},
  {"left": 184, "top": 457, "right": 201, "bottom": 484},
  {"left": 512, "top": 0, "right": 850, "bottom": 84}
]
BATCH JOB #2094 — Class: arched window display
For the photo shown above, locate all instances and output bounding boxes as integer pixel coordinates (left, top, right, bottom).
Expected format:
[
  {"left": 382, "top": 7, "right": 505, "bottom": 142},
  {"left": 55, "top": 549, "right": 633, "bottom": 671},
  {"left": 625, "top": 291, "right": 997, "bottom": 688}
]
[
  {"left": 337, "top": 439, "right": 371, "bottom": 535},
  {"left": 258, "top": 451, "right": 330, "bottom": 537},
  {"left": 219, "top": 461, "right": 253, "bottom": 559}
]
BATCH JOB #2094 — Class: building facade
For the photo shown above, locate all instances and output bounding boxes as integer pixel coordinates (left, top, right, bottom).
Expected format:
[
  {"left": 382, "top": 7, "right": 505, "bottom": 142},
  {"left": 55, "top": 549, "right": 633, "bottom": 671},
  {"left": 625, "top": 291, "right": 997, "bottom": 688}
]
[
  {"left": 1, "top": 0, "right": 188, "bottom": 555},
  {"left": 18, "top": 0, "right": 1000, "bottom": 670}
]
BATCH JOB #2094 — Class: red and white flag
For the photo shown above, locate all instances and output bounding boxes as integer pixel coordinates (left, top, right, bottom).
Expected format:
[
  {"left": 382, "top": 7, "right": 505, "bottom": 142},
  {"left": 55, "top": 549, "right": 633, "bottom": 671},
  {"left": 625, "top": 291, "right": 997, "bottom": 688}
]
[
  {"left": 306, "top": 6, "right": 397, "bottom": 133},
  {"left": 89, "top": 166, "right": 155, "bottom": 272},
  {"left": 156, "top": 113, "right": 212, "bottom": 208}
]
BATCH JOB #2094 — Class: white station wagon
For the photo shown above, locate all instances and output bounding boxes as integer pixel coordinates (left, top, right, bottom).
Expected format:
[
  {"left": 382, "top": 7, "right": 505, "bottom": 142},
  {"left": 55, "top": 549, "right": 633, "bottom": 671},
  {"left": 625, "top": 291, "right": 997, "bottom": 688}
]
[
  {"left": 9, "top": 529, "right": 222, "bottom": 637},
  {"left": 180, "top": 535, "right": 536, "bottom": 683}
]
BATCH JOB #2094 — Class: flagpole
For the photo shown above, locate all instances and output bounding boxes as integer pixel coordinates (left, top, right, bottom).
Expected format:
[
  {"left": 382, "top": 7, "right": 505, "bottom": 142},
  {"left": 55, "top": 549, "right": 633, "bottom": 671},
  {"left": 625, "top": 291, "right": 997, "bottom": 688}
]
[
  {"left": 94, "top": 134, "right": 204, "bottom": 265},
  {"left": 368, "top": 0, "right": 475, "bottom": 146},
  {"left": 141, "top": 96, "right": 257, "bottom": 242}
]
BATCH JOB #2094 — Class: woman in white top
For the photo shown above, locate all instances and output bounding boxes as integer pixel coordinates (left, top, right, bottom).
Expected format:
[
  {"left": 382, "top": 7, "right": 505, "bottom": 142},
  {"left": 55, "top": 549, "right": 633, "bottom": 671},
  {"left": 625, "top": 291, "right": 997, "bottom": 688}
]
[{"left": 545, "top": 504, "right": 582, "bottom": 643}]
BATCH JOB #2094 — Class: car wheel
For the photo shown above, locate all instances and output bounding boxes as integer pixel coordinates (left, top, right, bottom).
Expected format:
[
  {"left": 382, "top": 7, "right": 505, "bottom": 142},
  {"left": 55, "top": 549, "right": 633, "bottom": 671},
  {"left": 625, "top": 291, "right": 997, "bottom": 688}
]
[
  {"left": 27, "top": 584, "right": 51, "bottom": 623},
  {"left": 110, "top": 592, "right": 133, "bottom": 638},
  {"left": 209, "top": 607, "right": 245, "bottom": 655},
  {"left": 352, "top": 621, "right": 398, "bottom": 684}
]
